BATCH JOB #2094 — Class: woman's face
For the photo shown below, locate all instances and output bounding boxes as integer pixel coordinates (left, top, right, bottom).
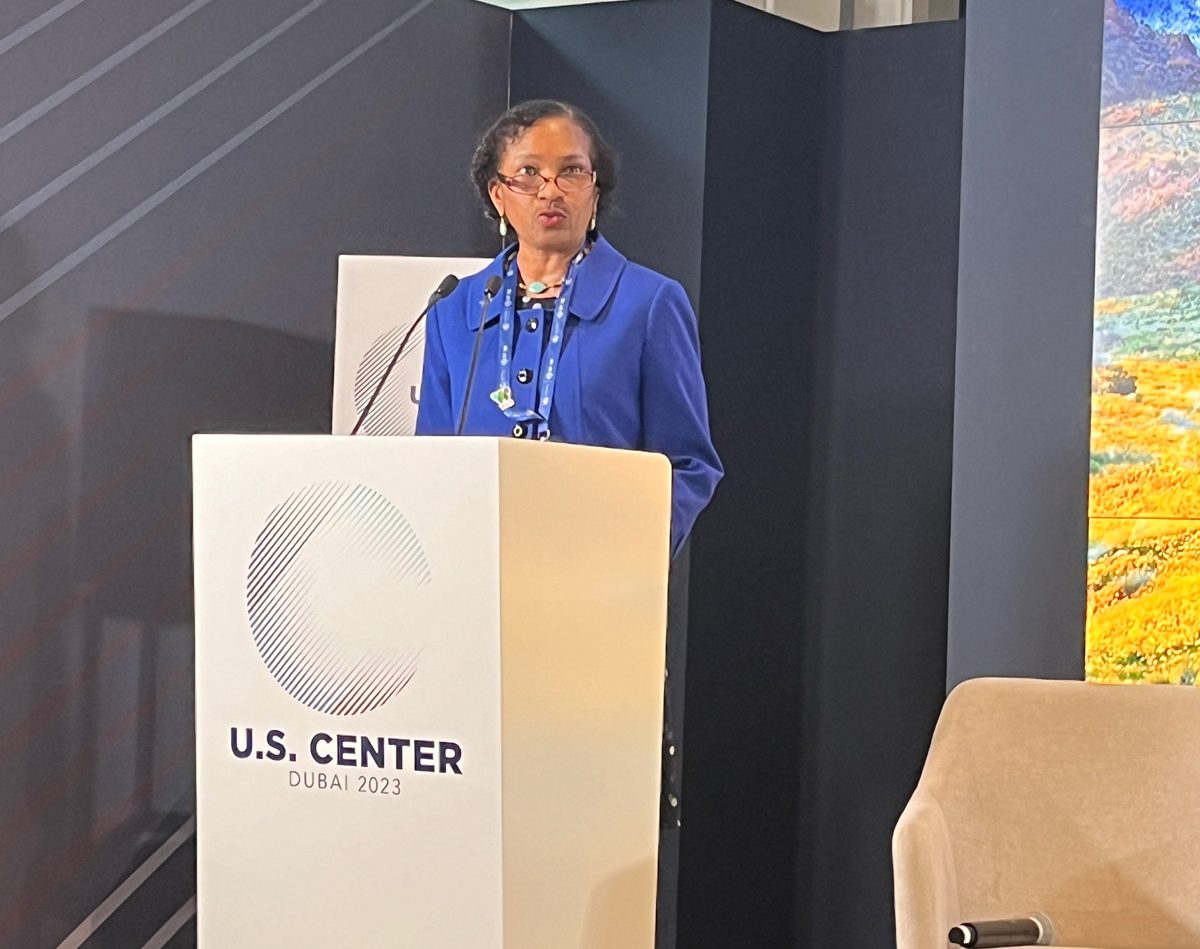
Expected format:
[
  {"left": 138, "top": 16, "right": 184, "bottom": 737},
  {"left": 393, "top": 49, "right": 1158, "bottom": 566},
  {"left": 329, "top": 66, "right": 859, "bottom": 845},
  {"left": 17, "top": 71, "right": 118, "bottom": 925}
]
[{"left": 489, "top": 116, "right": 599, "bottom": 258}]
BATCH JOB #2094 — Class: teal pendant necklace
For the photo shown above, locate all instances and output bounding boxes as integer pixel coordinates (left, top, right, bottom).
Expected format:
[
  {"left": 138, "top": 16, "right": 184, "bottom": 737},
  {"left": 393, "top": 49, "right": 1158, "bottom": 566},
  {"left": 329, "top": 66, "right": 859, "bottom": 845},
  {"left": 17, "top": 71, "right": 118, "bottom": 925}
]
[{"left": 518, "top": 277, "right": 564, "bottom": 303}]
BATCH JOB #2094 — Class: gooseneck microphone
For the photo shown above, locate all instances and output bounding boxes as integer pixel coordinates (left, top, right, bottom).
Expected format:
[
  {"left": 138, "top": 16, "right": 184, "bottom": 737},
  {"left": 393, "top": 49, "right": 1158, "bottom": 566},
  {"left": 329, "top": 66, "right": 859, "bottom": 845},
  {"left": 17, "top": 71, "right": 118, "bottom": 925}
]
[
  {"left": 351, "top": 273, "right": 458, "bottom": 435},
  {"left": 456, "top": 274, "right": 502, "bottom": 436},
  {"left": 948, "top": 913, "right": 1054, "bottom": 948}
]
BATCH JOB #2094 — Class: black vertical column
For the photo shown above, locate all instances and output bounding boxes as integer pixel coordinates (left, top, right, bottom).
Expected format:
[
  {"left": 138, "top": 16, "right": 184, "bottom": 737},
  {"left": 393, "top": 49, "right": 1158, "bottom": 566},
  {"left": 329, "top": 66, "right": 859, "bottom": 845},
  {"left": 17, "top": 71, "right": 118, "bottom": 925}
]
[
  {"left": 683, "top": 3, "right": 823, "bottom": 945},
  {"left": 794, "top": 20, "right": 964, "bottom": 949}
]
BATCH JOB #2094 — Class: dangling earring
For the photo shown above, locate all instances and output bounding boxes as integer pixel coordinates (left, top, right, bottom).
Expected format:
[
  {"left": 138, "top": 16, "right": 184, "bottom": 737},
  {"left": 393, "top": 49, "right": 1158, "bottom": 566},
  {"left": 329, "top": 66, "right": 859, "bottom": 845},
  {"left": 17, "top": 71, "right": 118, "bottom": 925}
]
[
  {"left": 589, "top": 213, "right": 597, "bottom": 232},
  {"left": 498, "top": 215, "right": 508, "bottom": 238}
]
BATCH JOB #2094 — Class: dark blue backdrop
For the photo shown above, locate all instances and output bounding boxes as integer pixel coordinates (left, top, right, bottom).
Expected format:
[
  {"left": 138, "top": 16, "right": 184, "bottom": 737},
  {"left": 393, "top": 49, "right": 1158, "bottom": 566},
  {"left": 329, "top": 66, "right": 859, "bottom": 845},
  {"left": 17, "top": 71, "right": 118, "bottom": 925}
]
[{"left": 0, "top": 0, "right": 1106, "bottom": 945}]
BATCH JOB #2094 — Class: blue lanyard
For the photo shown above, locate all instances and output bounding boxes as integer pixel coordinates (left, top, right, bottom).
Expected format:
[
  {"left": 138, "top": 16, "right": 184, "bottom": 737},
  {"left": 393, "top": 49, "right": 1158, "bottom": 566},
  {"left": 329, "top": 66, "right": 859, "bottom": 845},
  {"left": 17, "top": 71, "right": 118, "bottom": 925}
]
[{"left": 490, "top": 247, "right": 585, "bottom": 439}]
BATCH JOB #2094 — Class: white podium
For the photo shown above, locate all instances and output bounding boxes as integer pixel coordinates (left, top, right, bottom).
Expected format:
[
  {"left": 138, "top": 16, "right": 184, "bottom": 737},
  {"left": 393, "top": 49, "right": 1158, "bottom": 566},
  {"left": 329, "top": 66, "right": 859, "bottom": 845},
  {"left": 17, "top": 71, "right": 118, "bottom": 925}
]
[{"left": 193, "top": 435, "right": 671, "bottom": 947}]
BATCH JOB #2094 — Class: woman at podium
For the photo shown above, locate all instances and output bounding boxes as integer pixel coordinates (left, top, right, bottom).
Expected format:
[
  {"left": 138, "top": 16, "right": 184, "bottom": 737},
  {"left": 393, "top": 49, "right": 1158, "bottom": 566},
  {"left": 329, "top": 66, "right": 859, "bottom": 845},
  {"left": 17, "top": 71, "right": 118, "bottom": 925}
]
[{"left": 415, "top": 100, "right": 722, "bottom": 557}]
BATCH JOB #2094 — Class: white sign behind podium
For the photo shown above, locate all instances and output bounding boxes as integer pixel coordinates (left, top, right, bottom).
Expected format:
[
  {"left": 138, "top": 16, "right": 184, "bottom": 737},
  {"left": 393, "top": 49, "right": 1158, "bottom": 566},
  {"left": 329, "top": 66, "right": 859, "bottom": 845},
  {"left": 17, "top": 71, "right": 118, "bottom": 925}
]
[{"left": 332, "top": 255, "right": 488, "bottom": 436}]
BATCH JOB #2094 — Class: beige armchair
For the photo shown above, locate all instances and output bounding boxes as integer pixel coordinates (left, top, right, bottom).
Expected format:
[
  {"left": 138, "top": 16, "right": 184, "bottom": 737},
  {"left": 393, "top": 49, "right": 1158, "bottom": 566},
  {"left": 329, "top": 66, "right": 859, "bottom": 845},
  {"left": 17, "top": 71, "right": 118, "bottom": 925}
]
[{"left": 894, "top": 677, "right": 1200, "bottom": 949}]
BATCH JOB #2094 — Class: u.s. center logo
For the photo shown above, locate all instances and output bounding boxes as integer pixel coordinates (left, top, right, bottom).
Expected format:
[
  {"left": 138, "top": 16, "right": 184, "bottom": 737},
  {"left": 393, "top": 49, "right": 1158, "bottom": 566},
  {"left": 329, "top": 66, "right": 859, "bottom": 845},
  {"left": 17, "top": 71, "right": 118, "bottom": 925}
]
[{"left": 246, "top": 481, "right": 431, "bottom": 715}]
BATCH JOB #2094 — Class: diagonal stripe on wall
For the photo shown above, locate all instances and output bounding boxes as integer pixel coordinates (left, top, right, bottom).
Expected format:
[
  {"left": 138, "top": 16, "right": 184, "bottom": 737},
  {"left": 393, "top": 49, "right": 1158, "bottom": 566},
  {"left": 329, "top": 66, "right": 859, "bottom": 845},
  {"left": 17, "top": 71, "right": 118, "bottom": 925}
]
[
  {"left": 0, "top": 0, "right": 438, "bottom": 325},
  {"left": 0, "top": 0, "right": 91, "bottom": 58},
  {"left": 0, "top": 0, "right": 219, "bottom": 147},
  {"left": 0, "top": 0, "right": 330, "bottom": 234}
]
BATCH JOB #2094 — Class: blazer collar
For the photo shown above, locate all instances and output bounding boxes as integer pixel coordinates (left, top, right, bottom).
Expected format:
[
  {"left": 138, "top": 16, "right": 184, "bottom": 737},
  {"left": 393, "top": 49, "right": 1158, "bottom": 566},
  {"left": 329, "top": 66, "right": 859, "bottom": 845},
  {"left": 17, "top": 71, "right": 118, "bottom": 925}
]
[{"left": 467, "top": 235, "right": 626, "bottom": 328}]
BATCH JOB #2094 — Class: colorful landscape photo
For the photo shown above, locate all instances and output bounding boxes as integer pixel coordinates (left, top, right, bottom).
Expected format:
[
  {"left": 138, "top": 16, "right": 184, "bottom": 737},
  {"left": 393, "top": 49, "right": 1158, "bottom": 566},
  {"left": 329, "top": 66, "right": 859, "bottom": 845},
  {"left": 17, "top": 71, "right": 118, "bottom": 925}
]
[{"left": 1089, "top": 0, "right": 1200, "bottom": 682}]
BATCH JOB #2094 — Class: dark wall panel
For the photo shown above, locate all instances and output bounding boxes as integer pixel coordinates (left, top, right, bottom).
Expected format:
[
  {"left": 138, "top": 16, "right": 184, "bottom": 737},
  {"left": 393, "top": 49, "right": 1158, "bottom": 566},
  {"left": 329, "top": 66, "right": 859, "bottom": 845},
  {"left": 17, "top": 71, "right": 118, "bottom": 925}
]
[
  {"left": 684, "top": 3, "right": 822, "bottom": 946},
  {"left": 946, "top": 0, "right": 1104, "bottom": 687},
  {"left": 0, "top": 0, "right": 508, "bottom": 943},
  {"left": 797, "top": 21, "right": 964, "bottom": 949}
]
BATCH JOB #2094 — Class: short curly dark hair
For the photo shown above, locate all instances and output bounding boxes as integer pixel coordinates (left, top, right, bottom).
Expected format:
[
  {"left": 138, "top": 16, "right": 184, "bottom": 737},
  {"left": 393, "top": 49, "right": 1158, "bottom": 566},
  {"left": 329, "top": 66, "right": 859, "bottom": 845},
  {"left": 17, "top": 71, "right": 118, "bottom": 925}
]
[{"left": 470, "top": 100, "right": 617, "bottom": 228}]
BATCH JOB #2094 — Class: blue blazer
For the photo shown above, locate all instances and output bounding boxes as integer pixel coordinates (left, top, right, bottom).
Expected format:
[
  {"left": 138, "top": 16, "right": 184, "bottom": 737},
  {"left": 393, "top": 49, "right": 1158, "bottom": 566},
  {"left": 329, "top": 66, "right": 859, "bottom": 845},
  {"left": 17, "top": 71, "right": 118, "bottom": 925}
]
[{"left": 415, "top": 236, "right": 722, "bottom": 555}]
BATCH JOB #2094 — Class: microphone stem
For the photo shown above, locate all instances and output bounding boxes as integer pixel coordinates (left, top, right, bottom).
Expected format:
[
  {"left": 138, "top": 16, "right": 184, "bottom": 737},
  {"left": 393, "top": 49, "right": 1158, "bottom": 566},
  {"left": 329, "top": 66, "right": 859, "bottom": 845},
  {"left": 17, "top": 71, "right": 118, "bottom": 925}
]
[
  {"left": 351, "top": 307, "right": 429, "bottom": 435},
  {"left": 457, "top": 286, "right": 496, "bottom": 436}
]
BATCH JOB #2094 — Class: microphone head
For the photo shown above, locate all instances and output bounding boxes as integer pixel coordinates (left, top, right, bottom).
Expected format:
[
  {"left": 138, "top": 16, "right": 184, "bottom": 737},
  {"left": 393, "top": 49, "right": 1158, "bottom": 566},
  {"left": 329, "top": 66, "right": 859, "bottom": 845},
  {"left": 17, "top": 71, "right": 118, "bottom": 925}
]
[
  {"left": 484, "top": 274, "right": 502, "bottom": 298},
  {"left": 427, "top": 274, "right": 459, "bottom": 308}
]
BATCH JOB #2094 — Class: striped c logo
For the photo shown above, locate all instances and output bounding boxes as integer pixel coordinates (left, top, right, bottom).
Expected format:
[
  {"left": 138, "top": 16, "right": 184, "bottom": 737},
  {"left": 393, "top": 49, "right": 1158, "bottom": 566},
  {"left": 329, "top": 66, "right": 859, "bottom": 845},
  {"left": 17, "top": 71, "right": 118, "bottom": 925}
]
[
  {"left": 245, "top": 481, "right": 431, "bottom": 715},
  {"left": 353, "top": 324, "right": 423, "bottom": 435}
]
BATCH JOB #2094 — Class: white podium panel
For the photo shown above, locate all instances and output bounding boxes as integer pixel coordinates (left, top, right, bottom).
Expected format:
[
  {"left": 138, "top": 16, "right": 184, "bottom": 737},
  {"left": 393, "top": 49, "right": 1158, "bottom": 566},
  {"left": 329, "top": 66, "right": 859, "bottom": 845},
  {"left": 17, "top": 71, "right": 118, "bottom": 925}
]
[
  {"left": 332, "top": 255, "right": 488, "bottom": 436},
  {"left": 194, "top": 436, "right": 670, "bottom": 948}
]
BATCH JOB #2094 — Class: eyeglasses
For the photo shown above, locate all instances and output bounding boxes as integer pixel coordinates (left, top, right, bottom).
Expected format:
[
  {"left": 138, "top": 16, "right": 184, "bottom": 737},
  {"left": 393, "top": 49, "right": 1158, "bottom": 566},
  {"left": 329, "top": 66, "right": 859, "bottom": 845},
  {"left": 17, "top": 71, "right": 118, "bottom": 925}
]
[{"left": 496, "top": 169, "right": 597, "bottom": 195}]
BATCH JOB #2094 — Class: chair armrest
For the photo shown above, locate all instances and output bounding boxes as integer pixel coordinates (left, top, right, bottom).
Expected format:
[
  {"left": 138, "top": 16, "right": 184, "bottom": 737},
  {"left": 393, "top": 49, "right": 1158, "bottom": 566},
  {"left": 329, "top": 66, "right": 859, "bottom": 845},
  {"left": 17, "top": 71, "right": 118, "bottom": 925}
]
[{"left": 894, "top": 788, "right": 961, "bottom": 949}]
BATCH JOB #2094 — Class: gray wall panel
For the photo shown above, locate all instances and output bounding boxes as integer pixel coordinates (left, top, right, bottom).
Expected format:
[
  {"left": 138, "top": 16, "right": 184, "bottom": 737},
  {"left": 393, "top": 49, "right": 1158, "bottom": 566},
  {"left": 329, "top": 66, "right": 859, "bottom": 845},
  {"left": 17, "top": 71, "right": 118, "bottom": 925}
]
[{"left": 947, "top": 0, "right": 1103, "bottom": 687}]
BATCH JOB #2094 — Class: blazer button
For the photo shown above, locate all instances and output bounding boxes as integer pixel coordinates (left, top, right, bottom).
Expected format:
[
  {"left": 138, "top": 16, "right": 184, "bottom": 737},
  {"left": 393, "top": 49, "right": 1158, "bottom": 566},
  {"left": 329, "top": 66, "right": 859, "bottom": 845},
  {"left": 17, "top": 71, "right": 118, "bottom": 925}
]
[
  {"left": 517, "top": 368, "right": 532, "bottom": 384},
  {"left": 526, "top": 318, "right": 539, "bottom": 332},
  {"left": 512, "top": 423, "right": 525, "bottom": 438}
]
